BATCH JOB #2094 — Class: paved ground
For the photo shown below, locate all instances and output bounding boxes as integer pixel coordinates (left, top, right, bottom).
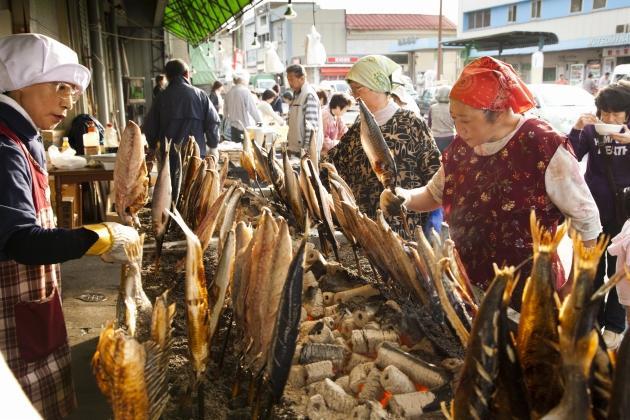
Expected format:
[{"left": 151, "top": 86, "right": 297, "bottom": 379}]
[{"left": 62, "top": 255, "right": 117, "bottom": 420}]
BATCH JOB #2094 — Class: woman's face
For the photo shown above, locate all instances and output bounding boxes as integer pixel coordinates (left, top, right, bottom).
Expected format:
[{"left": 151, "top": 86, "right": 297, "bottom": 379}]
[
  {"left": 600, "top": 110, "right": 627, "bottom": 125},
  {"left": 331, "top": 106, "right": 348, "bottom": 117},
  {"left": 348, "top": 81, "right": 387, "bottom": 112},
  {"left": 450, "top": 99, "right": 502, "bottom": 148},
  {"left": 12, "top": 82, "right": 75, "bottom": 130}
]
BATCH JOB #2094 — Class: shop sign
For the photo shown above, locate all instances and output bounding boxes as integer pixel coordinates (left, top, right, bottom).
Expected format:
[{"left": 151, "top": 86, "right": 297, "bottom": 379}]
[
  {"left": 398, "top": 37, "right": 419, "bottom": 46},
  {"left": 603, "top": 46, "right": 630, "bottom": 58},
  {"left": 326, "top": 56, "right": 359, "bottom": 64},
  {"left": 589, "top": 33, "right": 630, "bottom": 48}
]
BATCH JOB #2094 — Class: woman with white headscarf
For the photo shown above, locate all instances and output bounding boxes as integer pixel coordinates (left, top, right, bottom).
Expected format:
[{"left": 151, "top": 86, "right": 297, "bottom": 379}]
[{"left": 0, "top": 33, "right": 140, "bottom": 418}]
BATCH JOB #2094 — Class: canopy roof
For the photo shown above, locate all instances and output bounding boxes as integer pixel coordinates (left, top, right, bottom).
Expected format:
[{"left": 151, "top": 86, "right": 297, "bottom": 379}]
[
  {"left": 442, "top": 31, "right": 558, "bottom": 53},
  {"left": 163, "top": 0, "right": 254, "bottom": 46}
]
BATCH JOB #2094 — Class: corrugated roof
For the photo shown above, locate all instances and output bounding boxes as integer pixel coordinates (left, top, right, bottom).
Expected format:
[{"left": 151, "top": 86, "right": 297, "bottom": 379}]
[{"left": 346, "top": 14, "right": 456, "bottom": 31}]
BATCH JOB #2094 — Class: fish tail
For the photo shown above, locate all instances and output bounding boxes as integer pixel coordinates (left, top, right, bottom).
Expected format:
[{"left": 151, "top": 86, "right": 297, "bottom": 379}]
[
  {"left": 571, "top": 230, "right": 608, "bottom": 273},
  {"left": 530, "top": 210, "right": 567, "bottom": 254}
]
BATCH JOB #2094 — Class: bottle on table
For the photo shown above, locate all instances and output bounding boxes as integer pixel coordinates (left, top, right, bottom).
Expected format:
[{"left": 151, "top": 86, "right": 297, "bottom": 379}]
[
  {"left": 83, "top": 121, "right": 100, "bottom": 156},
  {"left": 104, "top": 123, "right": 119, "bottom": 153},
  {"left": 61, "top": 136, "right": 70, "bottom": 152}
]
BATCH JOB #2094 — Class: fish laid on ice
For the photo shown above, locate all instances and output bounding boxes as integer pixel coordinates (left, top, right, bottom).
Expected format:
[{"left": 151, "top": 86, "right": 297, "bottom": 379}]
[{"left": 114, "top": 120, "right": 148, "bottom": 226}]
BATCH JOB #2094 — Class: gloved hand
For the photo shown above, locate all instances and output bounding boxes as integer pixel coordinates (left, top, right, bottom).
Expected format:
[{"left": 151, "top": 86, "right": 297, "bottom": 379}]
[
  {"left": 208, "top": 147, "right": 219, "bottom": 163},
  {"left": 84, "top": 222, "right": 141, "bottom": 264},
  {"left": 608, "top": 219, "right": 630, "bottom": 306},
  {"left": 379, "top": 187, "right": 411, "bottom": 217}
]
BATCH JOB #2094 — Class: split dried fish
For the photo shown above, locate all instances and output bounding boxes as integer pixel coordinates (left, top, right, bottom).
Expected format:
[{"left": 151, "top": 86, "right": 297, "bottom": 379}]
[{"left": 114, "top": 120, "right": 148, "bottom": 227}]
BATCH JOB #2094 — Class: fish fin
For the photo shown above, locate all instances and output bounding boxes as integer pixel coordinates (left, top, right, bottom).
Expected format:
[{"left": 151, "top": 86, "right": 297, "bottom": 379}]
[
  {"left": 592, "top": 270, "right": 628, "bottom": 303},
  {"left": 143, "top": 341, "right": 170, "bottom": 420},
  {"left": 530, "top": 209, "right": 568, "bottom": 255},
  {"left": 441, "top": 400, "right": 454, "bottom": 420},
  {"left": 553, "top": 291, "right": 562, "bottom": 310},
  {"left": 572, "top": 230, "right": 608, "bottom": 273}
]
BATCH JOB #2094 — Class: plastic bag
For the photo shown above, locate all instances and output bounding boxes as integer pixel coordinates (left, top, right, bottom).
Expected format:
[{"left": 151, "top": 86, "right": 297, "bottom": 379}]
[{"left": 48, "top": 145, "right": 87, "bottom": 169}]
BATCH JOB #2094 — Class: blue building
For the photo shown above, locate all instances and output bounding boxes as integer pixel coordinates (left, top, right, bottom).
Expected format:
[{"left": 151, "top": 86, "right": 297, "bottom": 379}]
[{"left": 455, "top": 0, "right": 630, "bottom": 84}]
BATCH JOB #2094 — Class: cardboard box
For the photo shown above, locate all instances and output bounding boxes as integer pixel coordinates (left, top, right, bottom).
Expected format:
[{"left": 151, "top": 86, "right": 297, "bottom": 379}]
[
  {"left": 41, "top": 129, "right": 65, "bottom": 149},
  {"left": 59, "top": 197, "right": 76, "bottom": 228}
]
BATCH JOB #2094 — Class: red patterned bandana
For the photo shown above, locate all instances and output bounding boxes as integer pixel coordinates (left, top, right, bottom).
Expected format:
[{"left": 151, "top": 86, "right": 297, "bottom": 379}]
[{"left": 450, "top": 56, "right": 536, "bottom": 113}]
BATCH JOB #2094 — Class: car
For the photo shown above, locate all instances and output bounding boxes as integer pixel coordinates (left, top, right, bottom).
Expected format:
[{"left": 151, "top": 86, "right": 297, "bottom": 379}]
[
  {"left": 526, "top": 84, "right": 596, "bottom": 135},
  {"left": 612, "top": 64, "right": 630, "bottom": 82},
  {"left": 319, "top": 80, "right": 351, "bottom": 94}
]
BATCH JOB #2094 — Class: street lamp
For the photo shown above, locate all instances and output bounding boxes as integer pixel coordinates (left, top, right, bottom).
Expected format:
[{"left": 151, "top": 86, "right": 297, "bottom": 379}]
[{"left": 284, "top": 0, "right": 297, "bottom": 20}]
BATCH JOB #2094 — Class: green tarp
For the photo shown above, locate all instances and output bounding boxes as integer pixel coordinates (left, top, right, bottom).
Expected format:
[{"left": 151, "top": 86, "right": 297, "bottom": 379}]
[{"left": 163, "top": 0, "right": 253, "bottom": 46}]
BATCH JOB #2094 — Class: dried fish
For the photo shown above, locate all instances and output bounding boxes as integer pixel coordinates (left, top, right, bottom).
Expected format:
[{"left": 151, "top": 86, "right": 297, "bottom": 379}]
[
  {"left": 152, "top": 139, "right": 172, "bottom": 264},
  {"left": 114, "top": 121, "right": 148, "bottom": 226}
]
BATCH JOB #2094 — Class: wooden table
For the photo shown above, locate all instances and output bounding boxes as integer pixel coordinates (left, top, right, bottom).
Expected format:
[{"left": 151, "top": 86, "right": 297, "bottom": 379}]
[{"left": 49, "top": 166, "right": 114, "bottom": 226}]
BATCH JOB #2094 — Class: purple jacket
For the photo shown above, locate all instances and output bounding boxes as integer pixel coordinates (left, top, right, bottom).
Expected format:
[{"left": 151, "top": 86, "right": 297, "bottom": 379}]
[{"left": 569, "top": 125, "right": 630, "bottom": 227}]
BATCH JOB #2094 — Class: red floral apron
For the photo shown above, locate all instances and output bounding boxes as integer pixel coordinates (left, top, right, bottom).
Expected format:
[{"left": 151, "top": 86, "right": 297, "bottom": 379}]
[{"left": 0, "top": 123, "right": 75, "bottom": 419}]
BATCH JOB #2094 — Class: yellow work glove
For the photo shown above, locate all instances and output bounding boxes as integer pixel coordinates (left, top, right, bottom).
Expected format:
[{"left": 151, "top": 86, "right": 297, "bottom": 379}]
[{"left": 84, "top": 222, "right": 140, "bottom": 263}]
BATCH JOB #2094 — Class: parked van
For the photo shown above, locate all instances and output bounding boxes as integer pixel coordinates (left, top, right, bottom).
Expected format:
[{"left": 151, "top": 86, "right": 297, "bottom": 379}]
[{"left": 612, "top": 64, "right": 630, "bottom": 82}]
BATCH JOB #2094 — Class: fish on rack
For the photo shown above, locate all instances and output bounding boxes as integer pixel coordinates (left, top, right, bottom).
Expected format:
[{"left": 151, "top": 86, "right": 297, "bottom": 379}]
[
  {"left": 152, "top": 139, "right": 172, "bottom": 265},
  {"left": 114, "top": 120, "right": 149, "bottom": 227}
]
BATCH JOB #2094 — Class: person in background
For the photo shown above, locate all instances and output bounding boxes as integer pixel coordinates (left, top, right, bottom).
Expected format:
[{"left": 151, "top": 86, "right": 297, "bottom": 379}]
[
  {"left": 427, "top": 85, "right": 455, "bottom": 152},
  {"left": 382, "top": 56, "right": 601, "bottom": 309},
  {"left": 153, "top": 74, "right": 166, "bottom": 97},
  {"left": 286, "top": 64, "right": 323, "bottom": 155},
  {"left": 569, "top": 82, "right": 630, "bottom": 349},
  {"left": 555, "top": 73, "right": 569, "bottom": 85},
  {"left": 209, "top": 80, "right": 224, "bottom": 118},
  {"left": 223, "top": 71, "right": 262, "bottom": 142},
  {"left": 322, "top": 92, "right": 352, "bottom": 154},
  {"left": 0, "top": 33, "right": 139, "bottom": 419},
  {"left": 324, "top": 55, "right": 441, "bottom": 236},
  {"left": 271, "top": 84, "right": 284, "bottom": 115},
  {"left": 599, "top": 72, "right": 611, "bottom": 90},
  {"left": 317, "top": 89, "right": 328, "bottom": 108},
  {"left": 583, "top": 72, "right": 598, "bottom": 95},
  {"left": 257, "top": 89, "right": 285, "bottom": 126},
  {"left": 391, "top": 85, "right": 421, "bottom": 118},
  {"left": 281, "top": 91, "right": 293, "bottom": 115}
]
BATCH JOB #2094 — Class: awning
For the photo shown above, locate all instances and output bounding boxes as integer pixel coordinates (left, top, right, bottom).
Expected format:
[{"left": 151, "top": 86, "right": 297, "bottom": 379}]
[
  {"left": 320, "top": 67, "right": 352, "bottom": 77},
  {"left": 442, "top": 31, "right": 558, "bottom": 53},
  {"left": 163, "top": 0, "right": 254, "bottom": 46}
]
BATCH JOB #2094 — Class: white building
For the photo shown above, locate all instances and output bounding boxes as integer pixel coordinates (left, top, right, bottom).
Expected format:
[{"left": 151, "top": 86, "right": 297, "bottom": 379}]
[{"left": 454, "top": 0, "right": 630, "bottom": 83}]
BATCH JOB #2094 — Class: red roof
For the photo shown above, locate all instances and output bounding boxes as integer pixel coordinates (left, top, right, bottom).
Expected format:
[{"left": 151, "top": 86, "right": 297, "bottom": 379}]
[{"left": 346, "top": 14, "right": 456, "bottom": 31}]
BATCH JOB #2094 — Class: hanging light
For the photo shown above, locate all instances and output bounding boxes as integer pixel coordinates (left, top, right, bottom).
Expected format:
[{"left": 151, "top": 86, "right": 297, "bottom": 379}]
[
  {"left": 284, "top": 0, "right": 297, "bottom": 20},
  {"left": 251, "top": 32, "right": 261, "bottom": 49}
]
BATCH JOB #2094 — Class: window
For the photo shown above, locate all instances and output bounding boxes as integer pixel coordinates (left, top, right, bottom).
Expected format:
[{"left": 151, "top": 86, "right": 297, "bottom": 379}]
[
  {"left": 508, "top": 4, "right": 517, "bottom": 22},
  {"left": 259, "top": 15, "right": 267, "bottom": 27},
  {"left": 570, "top": 0, "right": 583, "bottom": 12},
  {"left": 593, "top": 0, "right": 606, "bottom": 9},
  {"left": 531, "top": 0, "right": 541, "bottom": 18},
  {"left": 617, "top": 24, "right": 630, "bottom": 33},
  {"left": 467, "top": 8, "right": 491, "bottom": 29}
]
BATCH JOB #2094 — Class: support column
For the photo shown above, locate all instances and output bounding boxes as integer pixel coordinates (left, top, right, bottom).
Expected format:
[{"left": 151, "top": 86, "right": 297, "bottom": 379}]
[
  {"left": 109, "top": 6, "right": 126, "bottom": 130},
  {"left": 87, "top": 0, "right": 109, "bottom": 123}
]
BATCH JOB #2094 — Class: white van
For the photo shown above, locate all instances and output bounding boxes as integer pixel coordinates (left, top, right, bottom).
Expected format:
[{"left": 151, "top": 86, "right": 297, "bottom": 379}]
[{"left": 612, "top": 64, "right": 630, "bottom": 82}]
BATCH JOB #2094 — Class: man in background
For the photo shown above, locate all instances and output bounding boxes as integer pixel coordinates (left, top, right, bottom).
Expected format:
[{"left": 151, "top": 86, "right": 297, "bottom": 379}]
[
  {"left": 224, "top": 71, "right": 262, "bottom": 142},
  {"left": 286, "top": 64, "right": 322, "bottom": 155}
]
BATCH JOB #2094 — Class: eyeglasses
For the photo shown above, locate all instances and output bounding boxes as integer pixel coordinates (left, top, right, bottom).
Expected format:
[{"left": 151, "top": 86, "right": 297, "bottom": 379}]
[
  {"left": 52, "top": 82, "right": 81, "bottom": 103},
  {"left": 348, "top": 83, "right": 366, "bottom": 97}
]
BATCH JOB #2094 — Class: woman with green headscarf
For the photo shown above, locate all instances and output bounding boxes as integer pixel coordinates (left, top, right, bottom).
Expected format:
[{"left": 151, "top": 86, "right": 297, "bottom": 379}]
[{"left": 324, "top": 55, "right": 441, "bottom": 236}]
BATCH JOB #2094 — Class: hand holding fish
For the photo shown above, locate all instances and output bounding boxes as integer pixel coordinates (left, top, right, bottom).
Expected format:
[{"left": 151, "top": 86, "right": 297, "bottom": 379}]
[
  {"left": 379, "top": 187, "right": 410, "bottom": 217},
  {"left": 99, "top": 222, "right": 141, "bottom": 264}
]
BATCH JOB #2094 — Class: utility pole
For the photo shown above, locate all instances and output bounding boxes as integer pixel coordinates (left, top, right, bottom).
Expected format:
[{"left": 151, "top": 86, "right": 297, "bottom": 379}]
[{"left": 437, "top": 0, "right": 443, "bottom": 80}]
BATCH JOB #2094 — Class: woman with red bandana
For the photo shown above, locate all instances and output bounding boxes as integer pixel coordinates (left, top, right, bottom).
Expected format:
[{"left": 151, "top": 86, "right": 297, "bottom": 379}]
[{"left": 381, "top": 56, "right": 601, "bottom": 308}]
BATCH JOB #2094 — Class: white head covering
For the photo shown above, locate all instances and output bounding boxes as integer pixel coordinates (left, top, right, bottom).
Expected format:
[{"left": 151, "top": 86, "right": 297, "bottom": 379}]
[{"left": 0, "top": 33, "right": 91, "bottom": 93}]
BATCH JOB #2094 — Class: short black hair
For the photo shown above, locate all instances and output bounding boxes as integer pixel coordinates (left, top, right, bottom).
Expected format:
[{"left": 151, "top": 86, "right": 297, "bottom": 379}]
[
  {"left": 272, "top": 84, "right": 280, "bottom": 94},
  {"left": 211, "top": 80, "right": 223, "bottom": 91},
  {"left": 317, "top": 89, "right": 328, "bottom": 106},
  {"left": 262, "top": 89, "right": 276, "bottom": 101},
  {"left": 329, "top": 93, "right": 352, "bottom": 110},
  {"left": 595, "top": 83, "right": 630, "bottom": 119},
  {"left": 165, "top": 59, "right": 188, "bottom": 81},
  {"left": 282, "top": 91, "right": 293, "bottom": 100},
  {"left": 155, "top": 74, "right": 165, "bottom": 83},
  {"left": 286, "top": 64, "right": 306, "bottom": 77}
]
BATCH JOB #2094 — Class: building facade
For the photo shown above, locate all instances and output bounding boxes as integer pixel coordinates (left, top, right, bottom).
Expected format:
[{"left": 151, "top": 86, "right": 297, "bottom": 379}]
[{"left": 456, "top": 0, "right": 630, "bottom": 84}]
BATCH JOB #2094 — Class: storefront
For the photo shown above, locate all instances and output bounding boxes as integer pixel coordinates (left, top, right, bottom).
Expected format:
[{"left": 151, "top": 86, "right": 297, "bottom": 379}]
[{"left": 319, "top": 56, "right": 359, "bottom": 80}]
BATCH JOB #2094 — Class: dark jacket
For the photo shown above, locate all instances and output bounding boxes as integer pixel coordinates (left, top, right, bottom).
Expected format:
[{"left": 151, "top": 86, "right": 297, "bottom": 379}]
[
  {"left": 0, "top": 101, "right": 96, "bottom": 263},
  {"left": 143, "top": 76, "right": 220, "bottom": 155},
  {"left": 271, "top": 96, "right": 283, "bottom": 115},
  {"left": 569, "top": 125, "right": 630, "bottom": 227}
]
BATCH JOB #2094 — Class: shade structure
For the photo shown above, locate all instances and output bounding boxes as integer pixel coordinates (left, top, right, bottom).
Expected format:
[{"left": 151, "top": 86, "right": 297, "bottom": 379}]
[{"left": 163, "top": 0, "right": 254, "bottom": 46}]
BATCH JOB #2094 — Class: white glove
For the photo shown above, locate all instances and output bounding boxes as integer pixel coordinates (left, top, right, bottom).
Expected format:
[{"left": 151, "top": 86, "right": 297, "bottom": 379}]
[
  {"left": 100, "top": 222, "right": 141, "bottom": 264},
  {"left": 379, "top": 187, "right": 411, "bottom": 217},
  {"left": 609, "top": 219, "right": 630, "bottom": 306},
  {"left": 208, "top": 147, "right": 219, "bottom": 162}
]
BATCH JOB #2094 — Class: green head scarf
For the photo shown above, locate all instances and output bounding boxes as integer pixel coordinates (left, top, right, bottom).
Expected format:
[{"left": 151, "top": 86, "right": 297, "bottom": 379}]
[{"left": 346, "top": 55, "right": 402, "bottom": 93}]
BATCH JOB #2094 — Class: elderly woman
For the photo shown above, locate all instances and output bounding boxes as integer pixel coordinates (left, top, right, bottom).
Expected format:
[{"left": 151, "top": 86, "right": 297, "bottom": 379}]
[
  {"left": 0, "top": 33, "right": 139, "bottom": 418},
  {"left": 325, "top": 55, "right": 441, "bottom": 235},
  {"left": 427, "top": 85, "right": 455, "bottom": 152},
  {"left": 383, "top": 56, "right": 601, "bottom": 308}
]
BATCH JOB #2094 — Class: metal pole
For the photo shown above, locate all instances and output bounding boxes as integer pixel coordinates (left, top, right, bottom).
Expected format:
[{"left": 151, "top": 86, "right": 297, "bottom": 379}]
[
  {"left": 437, "top": 0, "right": 443, "bottom": 80},
  {"left": 87, "top": 0, "right": 109, "bottom": 123},
  {"left": 110, "top": 6, "right": 126, "bottom": 129}
]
